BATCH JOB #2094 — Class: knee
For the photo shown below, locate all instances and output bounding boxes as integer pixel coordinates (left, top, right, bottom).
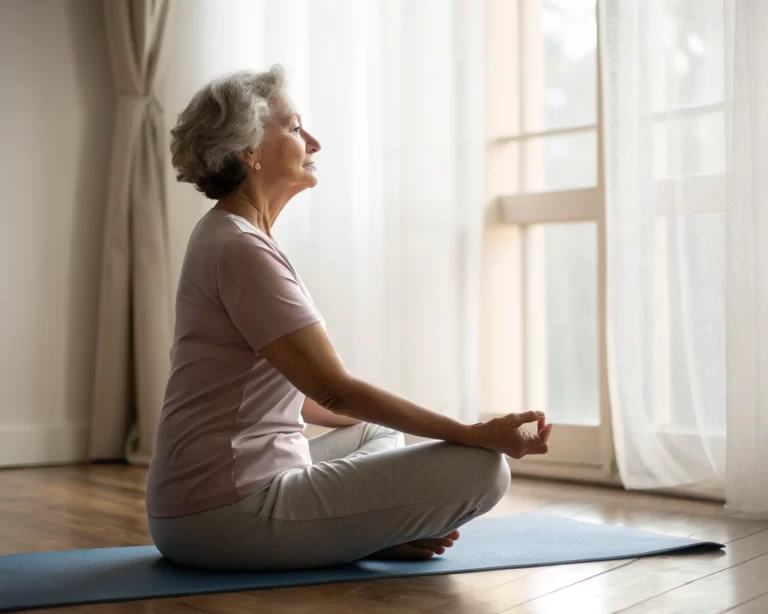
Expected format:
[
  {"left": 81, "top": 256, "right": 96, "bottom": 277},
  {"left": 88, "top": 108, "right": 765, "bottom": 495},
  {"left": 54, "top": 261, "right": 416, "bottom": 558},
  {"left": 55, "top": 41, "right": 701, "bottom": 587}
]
[
  {"left": 456, "top": 446, "right": 511, "bottom": 508},
  {"left": 481, "top": 449, "right": 512, "bottom": 504}
]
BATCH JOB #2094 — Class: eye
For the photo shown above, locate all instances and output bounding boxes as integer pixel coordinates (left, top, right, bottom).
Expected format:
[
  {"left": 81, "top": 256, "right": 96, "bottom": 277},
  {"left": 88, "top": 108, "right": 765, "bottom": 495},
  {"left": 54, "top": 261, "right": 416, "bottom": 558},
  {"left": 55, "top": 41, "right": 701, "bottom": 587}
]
[{"left": 292, "top": 125, "right": 302, "bottom": 133}]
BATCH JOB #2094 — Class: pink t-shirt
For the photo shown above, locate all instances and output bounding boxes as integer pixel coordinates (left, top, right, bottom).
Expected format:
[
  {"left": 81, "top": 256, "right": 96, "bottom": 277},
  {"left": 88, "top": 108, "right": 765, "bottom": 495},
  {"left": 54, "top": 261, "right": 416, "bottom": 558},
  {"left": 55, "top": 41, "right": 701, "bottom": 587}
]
[{"left": 145, "top": 208, "right": 321, "bottom": 518}]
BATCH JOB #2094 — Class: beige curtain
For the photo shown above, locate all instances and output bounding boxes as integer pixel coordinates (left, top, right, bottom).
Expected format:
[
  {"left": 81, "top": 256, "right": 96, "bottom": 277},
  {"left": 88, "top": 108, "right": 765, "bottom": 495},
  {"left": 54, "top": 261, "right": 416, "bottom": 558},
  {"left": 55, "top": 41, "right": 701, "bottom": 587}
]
[{"left": 89, "top": 0, "right": 173, "bottom": 465}]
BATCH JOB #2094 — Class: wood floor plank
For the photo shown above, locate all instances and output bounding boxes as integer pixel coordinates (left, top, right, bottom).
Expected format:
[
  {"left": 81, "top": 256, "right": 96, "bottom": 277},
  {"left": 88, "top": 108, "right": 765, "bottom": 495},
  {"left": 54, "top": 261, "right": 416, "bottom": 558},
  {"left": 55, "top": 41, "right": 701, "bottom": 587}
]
[
  {"left": 724, "top": 590, "right": 768, "bottom": 613},
  {"left": 620, "top": 553, "right": 768, "bottom": 614},
  {"left": 179, "top": 589, "right": 431, "bottom": 614},
  {"left": 183, "top": 583, "right": 399, "bottom": 614},
  {"left": 370, "top": 568, "right": 537, "bottom": 598},
  {"left": 21, "top": 600, "right": 200, "bottom": 614},
  {"left": 500, "top": 530, "right": 768, "bottom": 614},
  {"left": 437, "top": 559, "right": 635, "bottom": 614}
]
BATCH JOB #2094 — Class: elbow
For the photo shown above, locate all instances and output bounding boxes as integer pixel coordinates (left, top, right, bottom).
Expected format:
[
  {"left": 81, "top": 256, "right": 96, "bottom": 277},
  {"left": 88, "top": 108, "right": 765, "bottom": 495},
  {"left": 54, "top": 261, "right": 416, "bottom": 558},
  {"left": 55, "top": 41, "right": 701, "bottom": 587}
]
[{"left": 311, "top": 372, "right": 357, "bottom": 415}]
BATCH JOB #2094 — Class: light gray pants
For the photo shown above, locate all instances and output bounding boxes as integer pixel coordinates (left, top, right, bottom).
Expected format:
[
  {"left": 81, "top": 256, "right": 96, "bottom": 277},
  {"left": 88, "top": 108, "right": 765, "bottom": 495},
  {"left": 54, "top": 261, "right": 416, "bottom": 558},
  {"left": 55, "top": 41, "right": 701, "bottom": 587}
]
[{"left": 148, "top": 423, "right": 511, "bottom": 570}]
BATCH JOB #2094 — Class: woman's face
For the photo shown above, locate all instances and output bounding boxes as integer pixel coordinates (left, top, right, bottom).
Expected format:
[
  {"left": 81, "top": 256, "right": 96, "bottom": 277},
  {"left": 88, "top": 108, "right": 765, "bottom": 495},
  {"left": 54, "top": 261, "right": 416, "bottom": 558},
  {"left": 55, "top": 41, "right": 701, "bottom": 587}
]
[{"left": 256, "top": 95, "right": 321, "bottom": 194}]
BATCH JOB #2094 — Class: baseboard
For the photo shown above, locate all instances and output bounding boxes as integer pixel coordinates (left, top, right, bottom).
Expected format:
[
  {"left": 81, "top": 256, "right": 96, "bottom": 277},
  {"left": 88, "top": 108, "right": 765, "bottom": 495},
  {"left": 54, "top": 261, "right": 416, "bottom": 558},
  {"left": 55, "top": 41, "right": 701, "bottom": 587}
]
[{"left": 0, "top": 422, "right": 91, "bottom": 468}]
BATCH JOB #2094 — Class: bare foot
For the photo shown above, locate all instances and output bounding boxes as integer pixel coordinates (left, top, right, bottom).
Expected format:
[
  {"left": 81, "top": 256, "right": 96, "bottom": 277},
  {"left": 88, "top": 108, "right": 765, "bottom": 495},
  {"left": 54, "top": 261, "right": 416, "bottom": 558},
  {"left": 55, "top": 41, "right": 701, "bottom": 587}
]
[{"left": 370, "top": 530, "right": 461, "bottom": 560}]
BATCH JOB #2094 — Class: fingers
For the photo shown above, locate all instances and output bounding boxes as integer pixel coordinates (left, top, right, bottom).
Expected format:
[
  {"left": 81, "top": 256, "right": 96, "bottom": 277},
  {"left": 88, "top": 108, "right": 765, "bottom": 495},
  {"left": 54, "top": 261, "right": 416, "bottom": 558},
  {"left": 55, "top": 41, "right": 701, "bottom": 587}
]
[
  {"left": 521, "top": 427, "right": 552, "bottom": 456},
  {"left": 511, "top": 410, "right": 546, "bottom": 426},
  {"left": 524, "top": 431, "right": 547, "bottom": 448},
  {"left": 524, "top": 422, "right": 552, "bottom": 454}
]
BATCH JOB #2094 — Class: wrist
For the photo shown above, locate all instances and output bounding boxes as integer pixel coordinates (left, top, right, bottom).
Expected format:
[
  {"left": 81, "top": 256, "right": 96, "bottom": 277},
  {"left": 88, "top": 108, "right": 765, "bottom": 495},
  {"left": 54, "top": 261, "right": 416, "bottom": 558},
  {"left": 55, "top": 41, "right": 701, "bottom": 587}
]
[{"left": 456, "top": 422, "right": 483, "bottom": 448}]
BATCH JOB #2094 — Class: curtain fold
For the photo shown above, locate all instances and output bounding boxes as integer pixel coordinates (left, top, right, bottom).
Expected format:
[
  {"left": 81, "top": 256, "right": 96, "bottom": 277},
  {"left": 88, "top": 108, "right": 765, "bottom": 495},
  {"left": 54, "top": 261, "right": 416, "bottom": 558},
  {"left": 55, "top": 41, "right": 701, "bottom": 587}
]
[
  {"left": 89, "top": 0, "right": 173, "bottom": 464},
  {"left": 724, "top": 0, "right": 768, "bottom": 516},
  {"left": 602, "top": 0, "right": 768, "bottom": 515}
]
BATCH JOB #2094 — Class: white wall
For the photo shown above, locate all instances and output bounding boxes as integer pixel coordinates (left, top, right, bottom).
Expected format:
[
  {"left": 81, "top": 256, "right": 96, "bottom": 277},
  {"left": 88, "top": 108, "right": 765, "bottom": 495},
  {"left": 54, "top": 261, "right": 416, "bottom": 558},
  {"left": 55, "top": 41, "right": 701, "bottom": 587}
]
[{"left": 0, "top": 0, "right": 114, "bottom": 466}]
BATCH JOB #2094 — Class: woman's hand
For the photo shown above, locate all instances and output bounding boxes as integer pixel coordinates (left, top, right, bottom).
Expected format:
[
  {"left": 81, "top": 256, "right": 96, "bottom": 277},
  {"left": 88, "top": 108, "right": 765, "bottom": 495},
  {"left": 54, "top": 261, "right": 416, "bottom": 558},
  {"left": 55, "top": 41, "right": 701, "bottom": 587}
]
[{"left": 470, "top": 411, "right": 553, "bottom": 459}]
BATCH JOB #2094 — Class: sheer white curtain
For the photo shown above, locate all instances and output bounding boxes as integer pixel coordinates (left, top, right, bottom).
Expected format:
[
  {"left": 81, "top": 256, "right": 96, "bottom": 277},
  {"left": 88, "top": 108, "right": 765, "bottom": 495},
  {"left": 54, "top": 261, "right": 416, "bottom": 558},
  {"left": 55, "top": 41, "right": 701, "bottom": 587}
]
[
  {"left": 163, "top": 0, "right": 485, "bottom": 426},
  {"left": 601, "top": 0, "right": 768, "bottom": 515}
]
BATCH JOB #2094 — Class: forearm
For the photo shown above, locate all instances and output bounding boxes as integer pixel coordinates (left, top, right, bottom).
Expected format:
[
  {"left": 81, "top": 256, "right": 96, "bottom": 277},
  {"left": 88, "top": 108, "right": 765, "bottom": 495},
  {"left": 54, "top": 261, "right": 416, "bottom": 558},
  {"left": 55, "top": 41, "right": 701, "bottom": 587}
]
[
  {"left": 301, "top": 397, "right": 361, "bottom": 428},
  {"left": 318, "top": 375, "right": 476, "bottom": 446}
]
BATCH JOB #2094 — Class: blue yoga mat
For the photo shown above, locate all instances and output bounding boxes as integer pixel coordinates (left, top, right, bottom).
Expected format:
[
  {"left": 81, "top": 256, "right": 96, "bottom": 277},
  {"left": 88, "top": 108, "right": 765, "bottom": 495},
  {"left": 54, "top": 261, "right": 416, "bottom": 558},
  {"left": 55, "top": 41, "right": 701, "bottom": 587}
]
[{"left": 0, "top": 513, "right": 722, "bottom": 612}]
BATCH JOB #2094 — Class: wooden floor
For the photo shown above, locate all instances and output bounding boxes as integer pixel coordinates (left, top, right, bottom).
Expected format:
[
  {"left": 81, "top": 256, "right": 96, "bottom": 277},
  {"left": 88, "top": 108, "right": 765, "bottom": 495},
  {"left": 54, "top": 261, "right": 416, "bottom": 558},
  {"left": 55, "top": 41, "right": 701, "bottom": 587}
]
[{"left": 2, "top": 464, "right": 768, "bottom": 614}]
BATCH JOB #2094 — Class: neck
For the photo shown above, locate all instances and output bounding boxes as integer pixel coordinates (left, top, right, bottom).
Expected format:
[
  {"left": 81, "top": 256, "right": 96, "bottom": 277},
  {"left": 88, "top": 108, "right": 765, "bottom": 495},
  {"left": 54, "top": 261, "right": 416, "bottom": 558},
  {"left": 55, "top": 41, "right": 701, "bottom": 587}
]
[{"left": 216, "top": 180, "right": 293, "bottom": 238}]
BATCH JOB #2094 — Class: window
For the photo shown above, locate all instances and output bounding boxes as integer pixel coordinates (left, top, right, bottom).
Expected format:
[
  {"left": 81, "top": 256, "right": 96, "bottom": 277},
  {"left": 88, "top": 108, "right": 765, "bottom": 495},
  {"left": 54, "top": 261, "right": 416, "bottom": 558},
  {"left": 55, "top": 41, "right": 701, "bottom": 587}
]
[
  {"left": 484, "top": 0, "right": 727, "bottom": 484},
  {"left": 483, "top": 0, "right": 612, "bottom": 479}
]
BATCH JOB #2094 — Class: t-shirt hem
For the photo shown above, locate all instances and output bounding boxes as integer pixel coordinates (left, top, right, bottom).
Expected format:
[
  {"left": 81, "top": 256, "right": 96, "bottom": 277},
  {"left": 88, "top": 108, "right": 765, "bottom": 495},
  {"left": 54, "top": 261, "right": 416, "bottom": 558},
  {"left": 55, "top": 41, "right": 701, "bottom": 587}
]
[{"left": 146, "top": 472, "right": 295, "bottom": 519}]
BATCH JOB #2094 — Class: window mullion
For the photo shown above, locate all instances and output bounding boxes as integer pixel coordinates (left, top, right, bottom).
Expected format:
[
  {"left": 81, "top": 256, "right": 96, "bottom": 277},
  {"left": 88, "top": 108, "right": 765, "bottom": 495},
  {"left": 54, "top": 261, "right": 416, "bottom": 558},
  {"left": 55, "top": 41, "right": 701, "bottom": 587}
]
[
  {"left": 496, "top": 188, "right": 601, "bottom": 225},
  {"left": 493, "top": 123, "right": 597, "bottom": 144}
]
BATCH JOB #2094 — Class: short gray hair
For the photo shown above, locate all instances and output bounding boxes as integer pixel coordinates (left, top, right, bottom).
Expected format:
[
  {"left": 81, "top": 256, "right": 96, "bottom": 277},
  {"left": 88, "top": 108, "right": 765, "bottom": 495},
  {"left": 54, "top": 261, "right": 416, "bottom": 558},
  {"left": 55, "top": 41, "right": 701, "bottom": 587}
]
[{"left": 170, "top": 65, "right": 286, "bottom": 199}]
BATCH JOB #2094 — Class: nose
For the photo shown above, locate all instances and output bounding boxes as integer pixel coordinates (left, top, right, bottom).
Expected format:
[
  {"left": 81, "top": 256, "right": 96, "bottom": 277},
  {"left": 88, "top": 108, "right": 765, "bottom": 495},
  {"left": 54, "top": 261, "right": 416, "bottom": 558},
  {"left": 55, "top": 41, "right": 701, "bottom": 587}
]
[{"left": 305, "top": 131, "right": 321, "bottom": 154}]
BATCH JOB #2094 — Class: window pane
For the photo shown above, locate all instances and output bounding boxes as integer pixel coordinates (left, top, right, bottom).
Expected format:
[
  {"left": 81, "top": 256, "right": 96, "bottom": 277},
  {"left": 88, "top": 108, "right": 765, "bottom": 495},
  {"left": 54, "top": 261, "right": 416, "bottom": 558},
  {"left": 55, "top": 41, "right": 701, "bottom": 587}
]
[
  {"left": 525, "top": 222, "right": 599, "bottom": 425},
  {"left": 651, "top": 0, "right": 724, "bottom": 112},
  {"left": 523, "top": 0, "right": 597, "bottom": 132},
  {"left": 524, "top": 130, "right": 596, "bottom": 192},
  {"left": 653, "top": 111, "right": 725, "bottom": 179}
]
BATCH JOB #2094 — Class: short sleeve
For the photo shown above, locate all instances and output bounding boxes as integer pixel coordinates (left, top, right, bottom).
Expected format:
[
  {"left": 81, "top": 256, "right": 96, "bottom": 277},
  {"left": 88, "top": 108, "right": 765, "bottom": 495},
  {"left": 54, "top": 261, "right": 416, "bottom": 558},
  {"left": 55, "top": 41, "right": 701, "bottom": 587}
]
[{"left": 216, "top": 233, "right": 320, "bottom": 352}]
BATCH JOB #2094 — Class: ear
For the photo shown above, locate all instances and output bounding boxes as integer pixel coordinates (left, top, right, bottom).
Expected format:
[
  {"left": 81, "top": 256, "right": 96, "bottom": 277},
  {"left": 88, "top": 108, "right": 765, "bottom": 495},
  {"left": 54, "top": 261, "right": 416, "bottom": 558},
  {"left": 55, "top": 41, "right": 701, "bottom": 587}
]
[{"left": 237, "top": 149, "right": 259, "bottom": 168}]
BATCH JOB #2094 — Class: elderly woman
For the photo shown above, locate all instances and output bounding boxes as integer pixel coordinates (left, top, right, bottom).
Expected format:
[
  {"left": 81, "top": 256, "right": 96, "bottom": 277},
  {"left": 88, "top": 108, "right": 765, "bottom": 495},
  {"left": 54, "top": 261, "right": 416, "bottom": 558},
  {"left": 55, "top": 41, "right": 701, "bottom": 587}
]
[{"left": 146, "top": 65, "right": 553, "bottom": 571}]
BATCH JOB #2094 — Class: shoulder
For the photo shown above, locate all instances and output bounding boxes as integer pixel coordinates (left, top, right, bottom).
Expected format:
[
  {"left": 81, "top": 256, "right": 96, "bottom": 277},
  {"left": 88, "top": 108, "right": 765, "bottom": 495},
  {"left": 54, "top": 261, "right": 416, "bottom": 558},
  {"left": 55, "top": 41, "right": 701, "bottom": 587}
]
[
  {"left": 215, "top": 230, "right": 298, "bottom": 288},
  {"left": 218, "top": 230, "right": 282, "bottom": 262}
]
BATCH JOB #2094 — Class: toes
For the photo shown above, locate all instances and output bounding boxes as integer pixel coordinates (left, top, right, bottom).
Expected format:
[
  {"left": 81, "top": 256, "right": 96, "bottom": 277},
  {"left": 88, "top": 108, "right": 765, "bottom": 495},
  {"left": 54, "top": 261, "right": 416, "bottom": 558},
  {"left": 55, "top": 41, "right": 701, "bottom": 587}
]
[
  {"left": 410, "top": 537, "right": 454, "bottom": 553},
  {"left": 410, "top": 539, "right": 438, "bottom": 550},
  {"left": 406, "top": 530, "right": 461, "bottom": 556}
]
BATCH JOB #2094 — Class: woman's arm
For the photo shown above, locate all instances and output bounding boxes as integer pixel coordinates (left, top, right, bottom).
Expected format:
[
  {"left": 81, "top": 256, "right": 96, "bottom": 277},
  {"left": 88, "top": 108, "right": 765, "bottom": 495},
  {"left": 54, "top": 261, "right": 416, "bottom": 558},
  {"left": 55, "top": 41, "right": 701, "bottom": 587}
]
[
  {"left": 262, "top": 323, "right": 552, "bottom": 457},
  {"left": 260, "top": 323, "right": 474, "bottom": 445},
  {"left": 301, "top": 397, "right": 361, "bottom": 428}
]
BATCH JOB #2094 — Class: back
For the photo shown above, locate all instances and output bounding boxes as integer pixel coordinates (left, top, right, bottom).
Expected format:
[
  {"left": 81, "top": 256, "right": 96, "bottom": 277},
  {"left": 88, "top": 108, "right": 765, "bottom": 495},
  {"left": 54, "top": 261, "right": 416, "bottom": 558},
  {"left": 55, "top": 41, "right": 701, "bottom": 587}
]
[{"left": 146, "top": 208, "right": 322, "bottom": 518}]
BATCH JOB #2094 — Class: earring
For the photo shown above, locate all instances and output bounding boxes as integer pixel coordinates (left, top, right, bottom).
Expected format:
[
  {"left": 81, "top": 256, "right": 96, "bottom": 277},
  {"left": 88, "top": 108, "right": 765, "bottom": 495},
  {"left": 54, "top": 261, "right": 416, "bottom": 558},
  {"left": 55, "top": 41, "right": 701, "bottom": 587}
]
[{"left": 253, "top": 161, "right": 261, "bottom": 171}]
